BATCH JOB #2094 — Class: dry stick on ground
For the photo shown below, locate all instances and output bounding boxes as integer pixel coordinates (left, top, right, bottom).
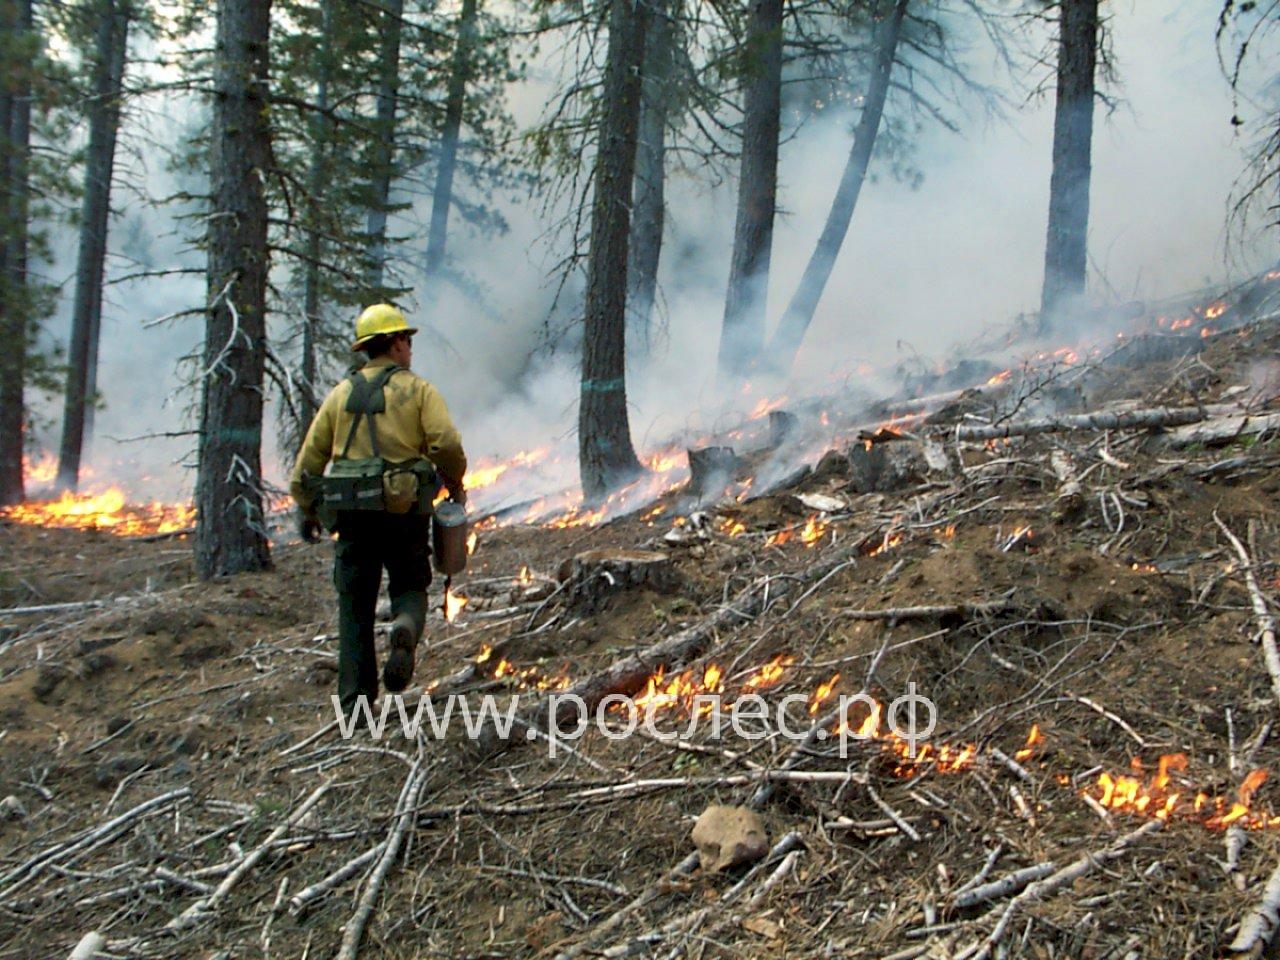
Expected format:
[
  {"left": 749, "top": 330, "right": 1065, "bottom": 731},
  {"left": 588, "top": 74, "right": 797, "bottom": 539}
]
[
  {"left": 288, "top": 841, "right": 387, "bottom": 916},
  {"left": 1214, "top": 514, "right": 1280, "bottom": 712},
  {"left": 1, "top": 787, "right": 192, "bottom": 897},
  {"left": 839, "top": 600, "right": 1017, "bottom": 622},
  {"left": 1229, "top": 859, "right": 1280, "bottom": 956},
  {"left": 166, "top": 781, "right": 332, "bottom": 931},
  {"left": 952, "top": 819, "right": 1164, "bottom": 960},
  {"left": 336, "top": 759, "right": 428, "bottom": 960}
]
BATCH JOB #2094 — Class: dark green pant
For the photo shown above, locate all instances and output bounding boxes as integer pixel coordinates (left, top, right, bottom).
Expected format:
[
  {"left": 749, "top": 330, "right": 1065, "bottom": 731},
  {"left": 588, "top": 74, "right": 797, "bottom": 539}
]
[{"left": 333, "top": 512, "right": 432, "bottom": 713}]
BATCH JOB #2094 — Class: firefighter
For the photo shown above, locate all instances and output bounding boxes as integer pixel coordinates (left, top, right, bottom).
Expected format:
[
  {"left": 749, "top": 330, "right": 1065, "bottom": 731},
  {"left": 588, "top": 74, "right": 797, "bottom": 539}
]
[{"left": 290, "top": 304, "right": 467, "bottom": 716}]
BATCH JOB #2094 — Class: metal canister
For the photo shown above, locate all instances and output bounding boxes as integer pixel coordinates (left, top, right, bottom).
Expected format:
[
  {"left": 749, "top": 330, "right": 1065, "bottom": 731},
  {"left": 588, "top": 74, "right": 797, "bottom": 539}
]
[{"left": 432, "top": 500, "right": 469, "bottom": 575}]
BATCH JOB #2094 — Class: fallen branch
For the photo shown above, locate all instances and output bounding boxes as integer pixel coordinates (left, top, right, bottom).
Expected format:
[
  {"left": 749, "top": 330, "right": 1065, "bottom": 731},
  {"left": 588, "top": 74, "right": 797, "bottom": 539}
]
[
  {"left": 1214, "top": 514, "right": 1280, "bottom": 712},
  {"left": 955, "top": 819, "right": 1164, "bottom": 960},
  {"left": 336, "top": 760, "right": 428, "bottom": 960},
  {"left": 949, "top": 862, "right": 1056, "bottom": 909},
  {"left": 167, "top": 781, "right": 332, "bottom": 930},
  {"left": 1, "top": 787, "right": 192, "bottom": 897},
  {"left": 1229, "top": 858, "right": 1280, "bottom": 956},
  {"left": 287, "top": 841, "right": 387, "bottom": 916}
]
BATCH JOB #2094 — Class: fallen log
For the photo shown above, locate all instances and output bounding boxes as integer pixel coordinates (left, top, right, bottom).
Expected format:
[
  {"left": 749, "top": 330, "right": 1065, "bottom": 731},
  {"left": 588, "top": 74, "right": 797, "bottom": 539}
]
[
  {"left": 948, "top": 404, "right": 1246, "bottom": 442},
  {"left": 1165, "top": 412, "right": 1280, "bottom": 449}
]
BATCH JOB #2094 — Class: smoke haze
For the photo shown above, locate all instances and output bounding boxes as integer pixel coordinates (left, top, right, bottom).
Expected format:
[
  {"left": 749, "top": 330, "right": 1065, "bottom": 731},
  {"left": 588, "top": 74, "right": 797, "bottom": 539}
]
[{"left": 26, "top": 0, "right": 1280, "bottom": 502}]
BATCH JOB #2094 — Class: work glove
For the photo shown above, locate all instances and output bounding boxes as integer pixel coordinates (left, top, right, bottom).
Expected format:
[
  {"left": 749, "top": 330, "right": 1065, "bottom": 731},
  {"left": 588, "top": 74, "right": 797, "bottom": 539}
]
[
  {"left": 449, "top": 484, "right": 467, "bottom": 507},
  {"left": 299, "top": 510, "right": 323, "bottom": 543}
]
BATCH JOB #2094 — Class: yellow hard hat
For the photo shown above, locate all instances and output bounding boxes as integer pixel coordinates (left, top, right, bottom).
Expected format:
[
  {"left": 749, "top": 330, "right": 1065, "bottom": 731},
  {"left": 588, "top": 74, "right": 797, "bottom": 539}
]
[{"left": 352, "top": 303, "right": 417, "bottom": 351}]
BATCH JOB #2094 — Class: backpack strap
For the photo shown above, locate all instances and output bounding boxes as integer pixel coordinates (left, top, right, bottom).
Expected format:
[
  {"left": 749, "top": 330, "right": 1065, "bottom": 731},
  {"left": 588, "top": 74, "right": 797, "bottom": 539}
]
[{"left": 338, "top": 365, "right": 401, "bottom": 460}]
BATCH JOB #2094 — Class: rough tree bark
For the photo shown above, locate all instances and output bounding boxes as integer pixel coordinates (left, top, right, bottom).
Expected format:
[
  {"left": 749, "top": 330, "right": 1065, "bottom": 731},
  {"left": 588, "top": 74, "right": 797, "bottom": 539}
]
[
  {"left": 364, "top": 0, "right": 404, "bottom": 295},
  {"left": 0, "top": 0, "right": 33, "bottom": 507},
  {"left": 424, "top": 0, "right": 478, "bottom": 278},
  {"left": 577, "top": 0, "right": 649, "bottom": 502},
  {"left": 765, "top": 0, "right": 907, "bottom": 374},
  {"left": 57, "top": 0, "right": 132, "bottom": 491},
  {"left": 715, "top": 0, "right": 782, "bottom": 381},
  {"left": 195, "top": 0, "right": 273, "bottom": 578},
  {"left": 299, "top": 0, "right": 334, "bottom": 428},
  {"left": 625, "top": 0, "right": 674, "bottom": 355},
  {"left": 1039, "top": 0, "right": 1098, "bottom": 328}
]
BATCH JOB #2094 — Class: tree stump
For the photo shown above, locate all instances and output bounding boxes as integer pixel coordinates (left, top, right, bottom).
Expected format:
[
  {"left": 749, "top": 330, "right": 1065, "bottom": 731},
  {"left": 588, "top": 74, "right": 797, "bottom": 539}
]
[
  {"left": 560, "top": 549, "right": 678, "bottom": 612},
  {"left": 686, "top": 446, "right": 743, "bottom": 502},
  {"left": 846, "top": 440, "right": 931, "bottom": 493},
  {"left": 768, "top": 410, "right": 797, "bottom": 447}
]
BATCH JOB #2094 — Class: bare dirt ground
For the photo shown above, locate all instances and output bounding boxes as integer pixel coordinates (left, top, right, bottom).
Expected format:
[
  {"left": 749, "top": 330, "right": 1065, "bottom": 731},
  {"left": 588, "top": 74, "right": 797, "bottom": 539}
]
[{"left": 4, "top": 308, "right": 1280, "bottom": 959}]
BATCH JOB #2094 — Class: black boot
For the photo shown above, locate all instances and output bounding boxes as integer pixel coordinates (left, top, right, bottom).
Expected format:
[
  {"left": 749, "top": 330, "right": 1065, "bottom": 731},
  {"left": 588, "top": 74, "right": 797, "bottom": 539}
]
[{"left": 383, "top": 613, "right": 417, "bottom": 692}]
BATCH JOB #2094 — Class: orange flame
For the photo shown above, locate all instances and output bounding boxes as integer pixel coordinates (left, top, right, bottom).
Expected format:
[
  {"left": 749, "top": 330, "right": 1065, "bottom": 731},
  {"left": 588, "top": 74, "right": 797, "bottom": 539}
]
[
  {"left": 1, "top": 487, "right": 197, "bottom": 537},
  {"left": 444, "top": 587, "right": 468, "bottom": 623},
  {"left": 800, "top": 514, "right": 828, "bottom": 547},
  {"left": 808, "top": 673, "right": 840, "bottom": 716},
  {"left": 1086, "top": 756, "right": 1280, "bottom": 829}
]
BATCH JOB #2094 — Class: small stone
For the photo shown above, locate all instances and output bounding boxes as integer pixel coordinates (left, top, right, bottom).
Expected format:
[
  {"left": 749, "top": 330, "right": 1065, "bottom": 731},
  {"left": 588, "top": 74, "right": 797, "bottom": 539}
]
[
  {"left": 691, "top": 805, "right": 769, "bottom": 873},
  {"left": 795, "top": 492, "right": 845, "bottom": 514},
  {"left": 0, "top": 795, "right": 27, "bottom": 821},
  {"left": 32, "top": 664, "right": 68, "bottom": 702}
]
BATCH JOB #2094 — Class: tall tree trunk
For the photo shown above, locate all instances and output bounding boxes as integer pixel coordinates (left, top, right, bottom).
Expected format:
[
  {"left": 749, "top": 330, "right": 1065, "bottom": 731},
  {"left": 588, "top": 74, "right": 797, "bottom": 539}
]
[
  {"left": 364, "top": 0, "right": 403, "bottom": 295},
  {"left": 0, "top": 0, "right": 32, "bottom": 507},
  {"left": 715, "top": 0, "right": 782, "bottom": 381},
  {"left": 424, "top": 0, "right": 478, "bottom": 277},
  {"left": 299, "top": 0, "right": 334, "bottom": 428},
  {"left": 578, "top": 0, "right": 649, "bottom": 502},
  {"left": 764, "top": 0, "right": 906, "bottom": 374},
  {"left": 57, "top": 0, "right": 132, "bottom": 492},
  {"left": 1039, "top": 0, "right": 1098, "bottom": 329},
  {"left": 625, "top": 0, "right": 673, "bottom": 355},
  {"left": 195, "top": 0, "right": 272, "bottom": 578}
]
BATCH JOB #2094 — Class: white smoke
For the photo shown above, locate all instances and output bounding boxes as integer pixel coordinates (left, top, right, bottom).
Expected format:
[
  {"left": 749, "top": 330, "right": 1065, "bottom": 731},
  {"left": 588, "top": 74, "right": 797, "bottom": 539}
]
[{"left": 24, "top": 0, "right": 1280, "bottom": 504}]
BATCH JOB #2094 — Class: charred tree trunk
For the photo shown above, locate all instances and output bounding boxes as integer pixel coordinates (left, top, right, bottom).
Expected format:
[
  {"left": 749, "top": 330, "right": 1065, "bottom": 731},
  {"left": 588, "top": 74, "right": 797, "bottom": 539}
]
[
  {"left": 299, "top": 0, "right": 334, "bottom": 428},
  {"left": 577, "top": 0, "right": 649, "bottom": 502},
  {"left": 1039, "top": 0, "right": 1098, "bottom": 329},
  {"left": 364, "top": 0, "right": 403, "bottom": 295},
  {"left": 625, "top": 0, "right": 674, "bottom": 355},
  {"left": 57, "top": 0, "right": 132, "bottom": 491},
  {"left": 0, "top": 0, "right": 33, "bottom": 507},
  {"left": 424, "top": 0, "right": 478, "bottom": 278},
  {"left": 195, "top": 0, "right": 272, "bottom": 578},
  {"left": 715, "top": 0, "right": 782, "bottom": 381},
  {"left": 765, "top": 0, "right": 906, "bottom": 374}
]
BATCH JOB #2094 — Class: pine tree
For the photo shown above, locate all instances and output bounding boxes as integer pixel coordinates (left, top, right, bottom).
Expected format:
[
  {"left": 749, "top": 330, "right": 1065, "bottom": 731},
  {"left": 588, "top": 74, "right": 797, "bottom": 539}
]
[
  {"left": 57, "top": 0, "right": 133, "bottom": 492},
  {"left": 578, "top": 0, "right": 650, "bottom": 501},
  {"left": 195, "top": 0, "right": 272, "bottom": 578},
  {"left": 1040, "top": 0, "right": 1099, "bottom": 328}
]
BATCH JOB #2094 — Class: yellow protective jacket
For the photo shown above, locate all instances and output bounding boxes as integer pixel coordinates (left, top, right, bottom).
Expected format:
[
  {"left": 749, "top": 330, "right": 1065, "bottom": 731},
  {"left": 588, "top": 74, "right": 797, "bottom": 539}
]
[{"left": 289, "top": 357, "right": 467, "bottom": 514}]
